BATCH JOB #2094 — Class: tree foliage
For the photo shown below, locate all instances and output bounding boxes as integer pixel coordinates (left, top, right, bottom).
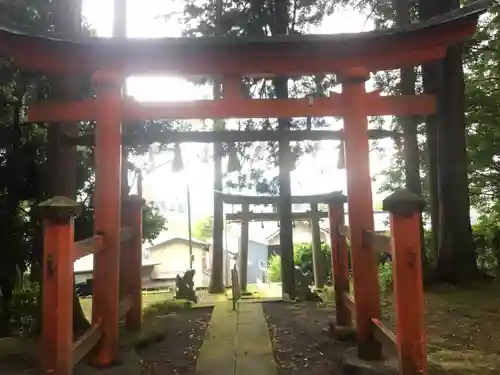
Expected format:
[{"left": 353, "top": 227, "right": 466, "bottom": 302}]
[
  {"left": 344, "top": 0, "right": 500, "bottom": 281},
  {"left": 267, "top": 242, "right": 331, "bottom": 283},
  {"left": 0, "top": 0, "right": 167, "bottom": 336},
  {"left": 180, "top": 0, "right": 337, "bottom": 195},
  {"left": 192, "top": 215, "right": 214, "bottom": 241}
]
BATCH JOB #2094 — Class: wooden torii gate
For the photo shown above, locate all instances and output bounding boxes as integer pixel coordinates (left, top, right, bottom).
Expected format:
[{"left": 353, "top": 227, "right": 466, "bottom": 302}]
[
  {"left": 220, "top": 191, "right": 389, "bottom": 290},
  {"left": 217, "top": 191, "right": 341, "bottom": 291},
  {"left": 0, "top": 2, "right": 486, "bottom": 375}
]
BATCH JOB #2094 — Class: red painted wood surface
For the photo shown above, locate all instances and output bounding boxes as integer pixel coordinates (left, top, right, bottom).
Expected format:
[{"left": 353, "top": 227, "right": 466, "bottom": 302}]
[
  {"left": 73, "top": 234, "right": 104, "bottom": 261},
  {"left": 91, "top": 71, "right": 123, "bottom": 365},
  {"left": 9, "top": 43, "right": 451, "bottom": 76},
  {"left": 340, "top": 68, "right": 382, "bottom": 360},
  {"left": 72, "top": 323, "right": 104, "bottom": 367},
  {"left": 26, "top": 93, "right": 436, "bottom": 123},
  {"left": 222, "top": 76, "right": 244, "bottom": 98},
  {"left": 121, "top": 196, "right": 143, "bottom": 331},
  {"left": 390, "top": 211, "right": 428, "bottom": 375},
  {"left": 327, "top": 201, "right": 351, "bottom": 327},
  {"left": 41, "top": 216, "right": 75, "bottom": 375},
  {"left": 370, "top": 318, "right": 397, "bottom": 356},
  {"left": 0, "top": 11, "right": 480, "bottom": 75}
]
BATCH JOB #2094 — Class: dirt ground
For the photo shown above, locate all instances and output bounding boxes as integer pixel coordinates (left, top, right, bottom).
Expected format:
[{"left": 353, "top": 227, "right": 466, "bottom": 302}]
[
  {"left": 263, "top": 301, "right": 352, "bottom": 375},
  {"left": 382, "top": 282, "right": 500, "bottom": 375},
  {"left": 0, "top": 351, "right": 37, "bottom": 375},
  {"left": 138, "top": 306, "right": 213, "bottom": 375},
  {"left": 265, "top": 282, "right": 500, "bottom": 375},
  {"left": 0, "top": 304, "right": 212, "bottom": 375},
  {"left": 3, "top": 283, "right": 499, "bottom": 375}
]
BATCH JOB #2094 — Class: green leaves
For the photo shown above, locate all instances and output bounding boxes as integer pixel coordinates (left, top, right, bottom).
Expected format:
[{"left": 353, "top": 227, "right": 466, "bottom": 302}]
[
  {"left": 180, "top": 0, "right": 338, "bottom": 193},
  {"left": 465, "top": 3, "right": 500, "bottom": 214},
  {"left": 142, "top": 202, "right": 168, "bottom": 244},
  {"left": 192, "top": 215, "right": 213, "bottom": 241}
]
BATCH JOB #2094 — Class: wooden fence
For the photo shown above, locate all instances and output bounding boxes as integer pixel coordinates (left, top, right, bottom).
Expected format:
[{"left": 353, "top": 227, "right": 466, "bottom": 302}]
[
  {"left": 328, "top": 190, "right": 427, "bottom": 375},
  {"left": 38, "top": 195, "right": 143, "bottom": 375}
]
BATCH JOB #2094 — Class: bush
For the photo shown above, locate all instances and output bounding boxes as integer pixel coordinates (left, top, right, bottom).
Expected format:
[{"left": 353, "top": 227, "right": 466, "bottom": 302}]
[
  {"left": 267, "top": 242, "right": 332, "bottom": 284},
  {"left": 268, "top": 241, "right": 396, "bottom": 293},
  {"left": 378, "top": 262, "right": 393, "bottom": 293},
  {"left": 268, "top": 254, "right": 282, "bottom": 282},
  {"left": 293, "top": 242, "right": 332, "bottom": 281},
  {"left": 422, "top": 214, "right": 500, "bottom": 278},
  {"left": 471, "top": 218, "right": 500, "bottom": 277},
  {"left": 10, "top": 282, "right": 40, "bottom": 337}
]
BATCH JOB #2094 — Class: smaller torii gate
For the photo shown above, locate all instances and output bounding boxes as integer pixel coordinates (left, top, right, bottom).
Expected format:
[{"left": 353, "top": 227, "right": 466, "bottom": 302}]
[{"left": 217, "top": 191, "right": 341, "bottom": 291}]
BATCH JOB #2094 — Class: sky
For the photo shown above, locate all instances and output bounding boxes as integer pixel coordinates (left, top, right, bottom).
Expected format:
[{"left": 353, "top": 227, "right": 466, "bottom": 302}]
[{"left": 81, "top": 0, "right": 391, "bottom": 226}]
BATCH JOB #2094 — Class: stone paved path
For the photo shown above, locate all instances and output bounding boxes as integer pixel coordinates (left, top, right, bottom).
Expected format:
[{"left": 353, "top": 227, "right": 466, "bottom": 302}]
[{"left": 195, "top": 300, "right": 277, "bottom": 375}]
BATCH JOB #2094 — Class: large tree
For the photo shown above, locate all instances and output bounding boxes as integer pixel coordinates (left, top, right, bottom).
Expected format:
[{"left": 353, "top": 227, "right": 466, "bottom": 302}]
[
  {"left": 419, "top": 0, "right": 477, "bottom": 283},
  {"left": 47, "top": 0, "right": 91, "bottom": 332},
  {"left": 339, "top": 0, "right": 480, "bottom": 282}
]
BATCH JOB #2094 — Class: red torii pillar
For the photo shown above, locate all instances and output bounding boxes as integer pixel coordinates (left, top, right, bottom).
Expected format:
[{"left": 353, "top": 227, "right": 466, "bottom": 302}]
[
  {"left": 327, "top": 194, "right": 351, "bottom": 327},
  {"left": 340, "top": 67, "right": 382, "bottom": 360},
  {"left": 91, "top": 71, "right": 123, "bottom": 365},
  {"left": 383, "top": 190, "right": 428, "bottom": 375}
]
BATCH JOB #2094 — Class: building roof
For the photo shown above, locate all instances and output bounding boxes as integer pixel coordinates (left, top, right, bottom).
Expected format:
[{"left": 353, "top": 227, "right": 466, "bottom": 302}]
[
  {"left": 265, "top": 212, "right": 390, "bottom": 243},
  {"left": 74, "top": 254, "right": 159, "bottom": 274},
  {"left": 265, "top": 221, "right": 330, "bottom": 242},
  {"left": 145, "top": 237, "right": 210, "bottom": 251}
]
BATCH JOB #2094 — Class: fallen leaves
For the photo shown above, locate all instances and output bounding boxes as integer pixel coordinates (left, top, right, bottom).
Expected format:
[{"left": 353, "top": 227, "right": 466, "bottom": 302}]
[
  {"left": 138, "top": 308, "right": 213, "bottom": 375},
  {"left": 263, "top": 301, "right": 346, "bottom": 374}
]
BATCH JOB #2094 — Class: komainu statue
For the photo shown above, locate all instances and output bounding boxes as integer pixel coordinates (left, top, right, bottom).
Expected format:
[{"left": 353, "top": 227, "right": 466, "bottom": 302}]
[{"left": 175, "top": 269, "right": 197, "bottom": 303}]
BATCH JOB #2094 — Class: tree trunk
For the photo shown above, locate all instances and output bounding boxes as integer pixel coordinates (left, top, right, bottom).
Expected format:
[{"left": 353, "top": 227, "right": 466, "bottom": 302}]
[
  {"left": 419, "top": 0, "right": 477, "bottom": 283},
  {"left": 0, "top": 279, "right": 14, "bottom": 336},
  {"left": 393, "top": 0, "right": 429, "bottom": 276},
  {"left": 419, "top": 0, "right": 446, "bottom": 265},
  {"left": 208, "top": 0, "right": 225, "bottom": 293},
  {"left": 423, "top": 100, "right": 441, "bottom": 260},
  {"left": 434, "top": 43, "right": 477, "bottom": 283},
  {"left": 209, "top": 83, "right": 225, "bottom": 294},
  {"left": 113, "top": 0, "right": 130, "bottom": 199},
  {"left": 49, "top": 0, "right": 90, "bottom": 333},
  {"left": 274, "top": 96, "right": 295, "bottom": 297},
  {"left": 271, "top": 0, "right": 295, "bottom": 299},
  {"left": 209, "top": 103, "right": 225, "bottom": 293}
]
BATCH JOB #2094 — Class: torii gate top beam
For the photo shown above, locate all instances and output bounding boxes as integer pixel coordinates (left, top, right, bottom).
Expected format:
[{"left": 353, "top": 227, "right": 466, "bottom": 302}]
[
  {"left": 215, "top": 191, "right": 347, "bottom": 205},
  {"left": 0, "top": 2, "right": 486, "bottom": 75}
]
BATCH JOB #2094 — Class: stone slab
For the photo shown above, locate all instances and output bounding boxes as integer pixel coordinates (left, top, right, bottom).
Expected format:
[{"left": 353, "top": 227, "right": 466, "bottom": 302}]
[
  {"left": 236, "top": 353, "right": 277, "bottom": 375},
  {"left": 195, "top": 301, "right": 277, "bottom": 375}
]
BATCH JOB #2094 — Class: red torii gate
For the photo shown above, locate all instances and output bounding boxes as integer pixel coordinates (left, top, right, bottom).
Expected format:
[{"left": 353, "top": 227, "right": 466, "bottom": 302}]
[{"left": 0, "top": 2, "right": 485, "bottom": 375}]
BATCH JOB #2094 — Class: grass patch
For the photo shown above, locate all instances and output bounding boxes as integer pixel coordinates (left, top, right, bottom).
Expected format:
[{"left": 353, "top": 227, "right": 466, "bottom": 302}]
[
  {"left": 246, "top": 283, "right": 283, "bottom": 299},
  {"left": 380, "top": 282, "right": 500, "bottom": 375},
  {"left": 81, "top": 292, "right": 184, "bottom": 349},
  {"left": 122, "top": 298, "right": 195, "bottom": 349},
  {"left": 315, "top": 286, "right": 335, "bottom": 302},
  {"left": 79, "top": 292, "right": 175, "bottom": 320}
]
